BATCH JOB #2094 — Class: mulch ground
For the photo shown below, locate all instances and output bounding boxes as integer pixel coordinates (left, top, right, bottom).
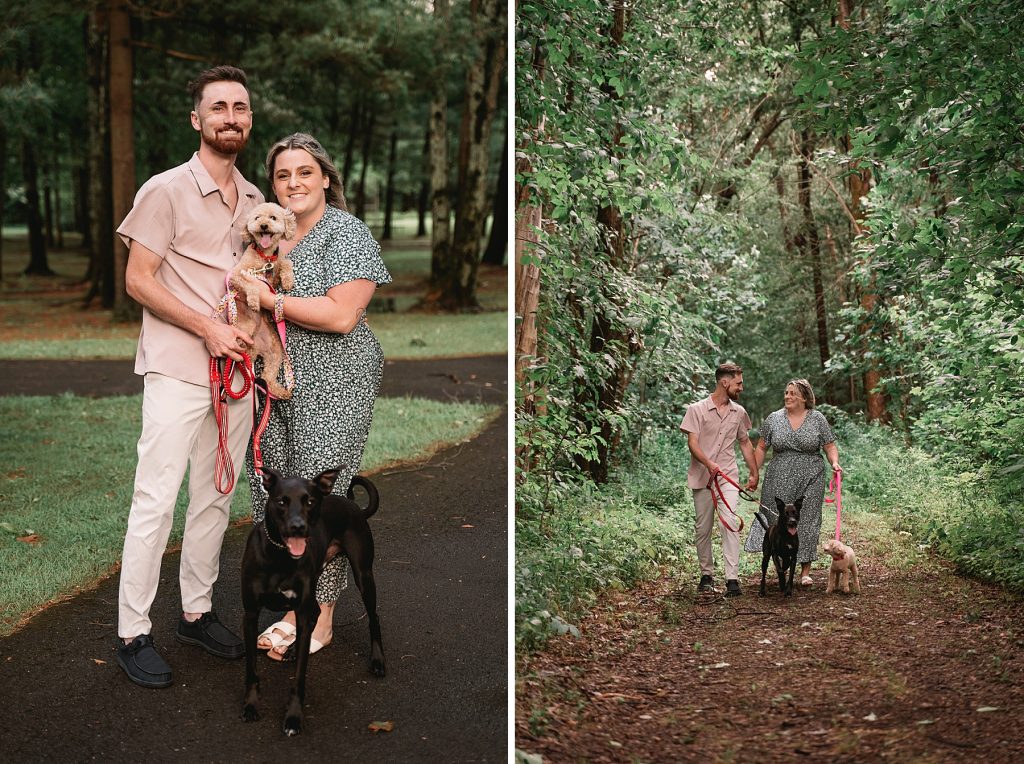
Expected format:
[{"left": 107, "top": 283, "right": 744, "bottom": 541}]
[{"left": 516, "top": 553, "right": 1024, "bottom": 762}]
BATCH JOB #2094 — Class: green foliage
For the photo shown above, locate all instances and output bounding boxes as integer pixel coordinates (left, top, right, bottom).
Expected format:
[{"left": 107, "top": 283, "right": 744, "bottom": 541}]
[
  {"left": 837, "top": 422, "right": 1024, "bottom": 591},
  {"left": 799, "top": 0, "right": 1024, "bottom": 490},
  {"left": 515, "top": 432, "right": 692, "bottom": 652}
]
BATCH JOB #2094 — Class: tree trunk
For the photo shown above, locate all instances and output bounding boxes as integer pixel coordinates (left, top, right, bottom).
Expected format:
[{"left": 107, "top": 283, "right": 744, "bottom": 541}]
[
  {"left": 427, "top": 0, "right": 451, "bottom": 293},
  {"left": 342, "top": 97, "right": 361, "bottom": 190},
  {"left": 0, "top": 121, "right": 6, "bottom": 282},
  {"left": 22, "top": 139, "right": 54, "bottom": 276},
  {"left": 356, "top": 101, "right": 376, "bottom": 221},
  {"left": 585, "top": 0, "right": 632, "bottom": 483},
  {"left": 109, "top": 0, "right": 138, "bottom": 320},
  {"left": 44, "top": 181, "right": 55, "bottom": 248},
  {"left": 796, "top": 130, "right": 830, "bottom": 373},
  {"left": 85, "top": 5, "right": 115, "bottom": 308},
  {"left": 417, "top": 127, "right": 429, "bottom": 237},
  {"left": 436, "top": 0, "right": 508, "bottom": 310},
  {"left": 382, "top": 128, "right": 398, "bottom": 240},
  {"left": 481, "top": 136, "right": 507, "bottom": 265}
]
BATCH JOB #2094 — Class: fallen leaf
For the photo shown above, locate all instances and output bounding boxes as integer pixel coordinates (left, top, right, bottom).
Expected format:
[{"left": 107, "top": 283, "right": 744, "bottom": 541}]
[
  {"left": 864, "top": 713, "right": 877, "bottom": 721},
  {"left": 977, "top": 706, "right": 999, "bottom": 713},
  {"left": 93, "top": 658, "right": 106, "bottom": 665},
  {"left": 16, "top": 534, "right": 42, "bottom": 545},
  {"left": 368, "top": 721, "right": 394, "bottom": 733},
  {"left": 461, "top": 524, "right": 474, "bottom": 528}
]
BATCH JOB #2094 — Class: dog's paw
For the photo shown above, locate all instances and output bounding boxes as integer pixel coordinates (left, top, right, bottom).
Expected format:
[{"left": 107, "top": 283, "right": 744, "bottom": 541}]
[
  {"left": 241, "top": 704, "right": 260, "bottom": 723},
  {"left": 283, "top": 715, "right": 303, "bottom": 736},
  {"left": 281, "top": 272, "right": 295, "bottom": 291},
  {"left": 370, "top": 659, "right": 386, "bottom": 678}
]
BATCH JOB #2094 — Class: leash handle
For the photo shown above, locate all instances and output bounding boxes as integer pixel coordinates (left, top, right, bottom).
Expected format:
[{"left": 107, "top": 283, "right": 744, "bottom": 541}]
[
  {"left": 209, "top": 354, "right": 254, "bottom": 495},
  {"left": 825, "top": 470, "right": 843, "bottom": 540}
]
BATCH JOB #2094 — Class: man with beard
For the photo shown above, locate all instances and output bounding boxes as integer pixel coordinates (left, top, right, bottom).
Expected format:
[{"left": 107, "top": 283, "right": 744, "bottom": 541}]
[
  {"left": 114, "top": 66, "right": 264, "bottom": 688},
  {"left": 679, "top": 362, "right": 759, "bottom": 597}
]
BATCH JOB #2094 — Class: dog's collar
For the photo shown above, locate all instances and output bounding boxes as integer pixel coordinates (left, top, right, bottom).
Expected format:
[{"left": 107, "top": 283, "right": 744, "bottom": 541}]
[
  {"left": 261, "top": 520, "right": 288, "bottom": 551},
  {"left": 252, "top": 242, "right": 278, "bottom": 262}
]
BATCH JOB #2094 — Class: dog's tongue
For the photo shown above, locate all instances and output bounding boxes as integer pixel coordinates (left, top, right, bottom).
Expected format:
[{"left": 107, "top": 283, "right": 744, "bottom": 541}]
[
  {"left": 259, "top": 234, "right": 274, "bottom": 250},
  {"left": 787, "top": 527, "right": 798, "bottom": 536},
  {"left": 286, "top": 537, "right": 306, "bottom": 557}
]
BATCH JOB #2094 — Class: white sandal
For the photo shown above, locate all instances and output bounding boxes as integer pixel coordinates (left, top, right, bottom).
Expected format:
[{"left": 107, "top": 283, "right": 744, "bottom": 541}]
[
  {"left": 267, "top": 634, "right": 332, "bottom": 662},
  {"left": 257, "top": 621, "right": 296, "bottom": 651},
  {"left": 800, "top": 575, "right": 813, "bottom": 587}
]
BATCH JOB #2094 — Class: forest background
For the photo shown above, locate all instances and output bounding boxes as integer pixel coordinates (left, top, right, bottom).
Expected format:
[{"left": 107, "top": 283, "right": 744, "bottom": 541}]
[
  {"left": 514, "top": 0, "right": 1024, "bottom": 649},
  {"left": 1, "top": 0, "right": 507, "bottom": 313}
]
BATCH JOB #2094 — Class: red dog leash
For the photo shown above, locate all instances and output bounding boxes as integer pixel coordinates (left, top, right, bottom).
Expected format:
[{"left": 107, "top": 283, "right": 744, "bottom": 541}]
[
  {"left": 210, "top": 354, "right": 254, "bottom": 494},
  {"left": 825, "top": 470, "right": 843, "bottom": 540},
  {"left": 707, "top": 470, "right": 747, "bottom": 533}
]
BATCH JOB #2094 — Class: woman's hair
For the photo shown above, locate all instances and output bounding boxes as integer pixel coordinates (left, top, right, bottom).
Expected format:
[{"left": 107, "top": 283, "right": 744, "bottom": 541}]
[
  {"left": 786, "top": 378, "right": 816, "bottom": 409},
  {"left": 265, "top": 133, "right": 348, "bottom": 211}
]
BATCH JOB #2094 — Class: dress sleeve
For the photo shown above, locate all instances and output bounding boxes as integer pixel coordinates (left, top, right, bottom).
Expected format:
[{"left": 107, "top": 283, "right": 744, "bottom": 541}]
[
  {"left": 760, "top": 412, "right": 776, "bottom": 449},
  {"left": 322, "top": 213, "right": 393, "bottom": 288},
  {"left": 817, "top": 411, "right": 837, "bottom": 446}
]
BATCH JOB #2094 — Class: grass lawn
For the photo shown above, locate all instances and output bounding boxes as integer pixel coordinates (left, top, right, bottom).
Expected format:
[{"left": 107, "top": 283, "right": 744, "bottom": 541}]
[
  {"left": 0, "top": 222, "right": 507, "bottom": 634},
  {"left": 0, "top": 394, "right": 501, "bottom": 635}
]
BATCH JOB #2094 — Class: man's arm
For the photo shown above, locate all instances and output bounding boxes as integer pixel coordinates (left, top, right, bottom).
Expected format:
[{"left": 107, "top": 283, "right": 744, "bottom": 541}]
[
  {"left": 125, "top": 241, "right": 253, "bottom": 362},
  {"left": 686, "top": 430, "right": 721, "bottom": 479},
  {"left": 739, "top": 437, "right": 759, "bottom": 491}
]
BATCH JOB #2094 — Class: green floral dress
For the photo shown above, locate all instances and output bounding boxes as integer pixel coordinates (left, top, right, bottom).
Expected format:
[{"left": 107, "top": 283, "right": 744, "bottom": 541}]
[
  {"left": 743, "top": 408, "right": 837, "bottom": 565},
  {"left": 247, "top": 205, "right": 391, "bottom": 602}
]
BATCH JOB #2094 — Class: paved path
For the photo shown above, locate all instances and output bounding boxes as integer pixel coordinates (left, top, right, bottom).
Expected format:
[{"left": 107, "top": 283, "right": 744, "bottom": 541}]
[{"left": 0, "top": 356, "right": 507, "bottom": 761}]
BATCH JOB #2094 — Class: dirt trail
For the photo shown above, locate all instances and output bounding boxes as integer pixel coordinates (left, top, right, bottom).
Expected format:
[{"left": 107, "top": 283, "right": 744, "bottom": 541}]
[{"left": 516, "top": 548, "right": 1024, "bottom": 762}]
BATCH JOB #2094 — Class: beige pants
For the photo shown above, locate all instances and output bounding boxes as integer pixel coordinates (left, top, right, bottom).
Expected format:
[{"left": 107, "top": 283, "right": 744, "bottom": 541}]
[
  {"left": 692, "top": 485, "right": 740, "bottom": 581},
  {"left": 118, "top": 373, "right": 252, "bottom": 638}
]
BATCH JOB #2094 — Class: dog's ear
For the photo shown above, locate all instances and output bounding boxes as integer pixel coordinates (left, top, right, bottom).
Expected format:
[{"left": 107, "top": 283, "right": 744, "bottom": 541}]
[
  {"left": 259, "top": 467, "right": 283, "bottom": 490},
  {"left": 282, "top": 207, "right": 297, "bottom": 241},
  {"left": 775, "top": 497, "right": 786, "bottom": 513},
  {"left": 239, "top": 216, "right": 255, "bottom": 245},
  {"left": 793, "top": 497, "right": 803, "bottom": 513},
  {"left": 315, "top": 468, "right": 340, "bottom": 495}
]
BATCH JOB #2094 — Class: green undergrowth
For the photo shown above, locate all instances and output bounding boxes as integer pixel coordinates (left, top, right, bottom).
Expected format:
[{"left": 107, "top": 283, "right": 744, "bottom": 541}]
[
  {"left": 0, "top": 394, "right": 499, "bottom": 635},
  {"left": 516, "top": 409, "right": 1023, "bottom": 656},
  {"left": 821, "top": 406, "right": 1024, "bottom": 592}
]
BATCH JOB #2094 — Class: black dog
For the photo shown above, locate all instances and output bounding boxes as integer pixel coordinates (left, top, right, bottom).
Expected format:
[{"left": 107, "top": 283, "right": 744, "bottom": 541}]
[
  {"left": 240, "top": 467, "right": 385, "bottom": 736},
  {"left": 756, "top": 497, "right": 802, "bottom": 597}
]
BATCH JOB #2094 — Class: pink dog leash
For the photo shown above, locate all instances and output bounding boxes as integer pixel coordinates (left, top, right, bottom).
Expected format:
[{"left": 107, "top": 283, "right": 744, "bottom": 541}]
[{"left": 825, "top": 470, "right": 842, "bottom": 540}]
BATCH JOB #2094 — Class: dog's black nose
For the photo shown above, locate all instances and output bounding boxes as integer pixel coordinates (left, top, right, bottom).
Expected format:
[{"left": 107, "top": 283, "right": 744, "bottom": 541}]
[{"left": 286, "top": 517, "right": 307, "bottom": 536}]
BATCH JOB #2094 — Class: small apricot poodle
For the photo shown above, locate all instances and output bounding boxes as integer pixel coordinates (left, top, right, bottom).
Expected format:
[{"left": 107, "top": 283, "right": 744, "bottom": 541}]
[
  {"left": 223, "top": 202, "right": 297, "bottom": 399},
  {"left": 822, "top": 538, "right": 861, "bottom": 595}
]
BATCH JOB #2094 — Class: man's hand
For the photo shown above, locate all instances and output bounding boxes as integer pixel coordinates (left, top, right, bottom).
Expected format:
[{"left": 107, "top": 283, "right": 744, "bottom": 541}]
[
  {"left": 204, "top": 319, "right": 254, "bottom": 362},
  {"left": 744, "top": 474, "right": 759, "bottom": 492},
  {"left": 706, "top": 461, "right": 722, "bottom": 478}
]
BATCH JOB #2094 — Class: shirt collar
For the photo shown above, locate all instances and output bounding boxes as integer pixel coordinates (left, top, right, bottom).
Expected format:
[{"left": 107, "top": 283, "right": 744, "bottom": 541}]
[{"left": 187, "top": 152, "right": 257, "bottom": 199}]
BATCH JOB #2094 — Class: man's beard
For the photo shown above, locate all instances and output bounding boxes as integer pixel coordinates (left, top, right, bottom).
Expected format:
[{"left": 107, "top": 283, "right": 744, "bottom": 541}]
[
  {"left": 205, "top": 127, "right": 248, "bottom": 155},
  {"left": 727, "top": 388, "right": 741, "bottom": 401}
]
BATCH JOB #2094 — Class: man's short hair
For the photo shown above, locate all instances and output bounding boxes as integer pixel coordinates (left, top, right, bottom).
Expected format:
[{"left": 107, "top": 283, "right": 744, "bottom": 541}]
[
  {"left": 715, "top": 362, "right": 743, "bottom": 382},
  {"left": 187, "top": 65, "right": 249, "bottom": 110}
]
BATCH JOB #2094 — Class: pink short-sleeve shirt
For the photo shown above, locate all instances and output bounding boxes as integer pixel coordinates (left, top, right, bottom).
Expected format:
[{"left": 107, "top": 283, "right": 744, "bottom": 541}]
[
  {"left": 117, "top": 153, "right": 264, "bottom": 386},
  {"left": 679, "top": 396, "right": 752, "bottom": 488}
]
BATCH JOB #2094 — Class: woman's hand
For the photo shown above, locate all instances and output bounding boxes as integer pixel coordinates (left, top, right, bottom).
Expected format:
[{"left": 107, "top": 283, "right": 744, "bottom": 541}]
[{"left": 255, "top": 280, "right": 275, "bottom": 311}]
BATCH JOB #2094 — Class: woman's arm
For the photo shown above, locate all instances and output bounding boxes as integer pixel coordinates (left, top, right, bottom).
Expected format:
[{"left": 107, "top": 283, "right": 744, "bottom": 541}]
[
  {"left": 259, "top": 279, "right": 377, "bottom": 334},
  {"left": 823, "top": 440, "right": 841, "bottom": 472}
]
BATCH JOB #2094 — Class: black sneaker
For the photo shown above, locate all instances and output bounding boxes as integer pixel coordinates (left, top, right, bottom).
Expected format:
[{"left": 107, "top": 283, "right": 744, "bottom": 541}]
[
  {"left": 116, "top": 634, "right": 172, "bottom": 688},
  {"left": 698, "top": 574, "right": 715, "bottom": 593},
  {"left": 725, "top": 580, "right": 741, "bottom": 597},
  {"left": 175, "top": 611, "right": 244, "bottom": 659}
]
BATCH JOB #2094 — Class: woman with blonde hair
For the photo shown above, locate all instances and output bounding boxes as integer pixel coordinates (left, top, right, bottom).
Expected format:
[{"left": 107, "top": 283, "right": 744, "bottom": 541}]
[
  {"left": 246, "top": 133, "right": 391, "bottom": 658},
  {"left": 743, "top": 379, "right": 842, "bottom": 587}
]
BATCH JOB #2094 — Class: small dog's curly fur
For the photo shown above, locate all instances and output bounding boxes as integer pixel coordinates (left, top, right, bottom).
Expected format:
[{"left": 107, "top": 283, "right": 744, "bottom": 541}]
[
  {"left": 226, "top": 202, "right": 297, "bottom": 399},
  {"left": 822, "top": 538, "right": 861, "bottom": 594}
]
